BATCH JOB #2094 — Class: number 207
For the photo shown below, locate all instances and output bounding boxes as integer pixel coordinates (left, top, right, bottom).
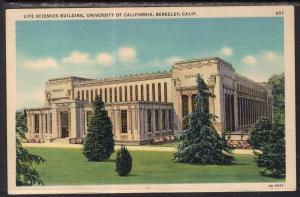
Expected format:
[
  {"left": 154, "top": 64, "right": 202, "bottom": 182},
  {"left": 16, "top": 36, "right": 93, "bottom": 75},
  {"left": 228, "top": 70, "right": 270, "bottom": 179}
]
[{"left": 276, "top": 11, "right": 284, "bottom": 15}]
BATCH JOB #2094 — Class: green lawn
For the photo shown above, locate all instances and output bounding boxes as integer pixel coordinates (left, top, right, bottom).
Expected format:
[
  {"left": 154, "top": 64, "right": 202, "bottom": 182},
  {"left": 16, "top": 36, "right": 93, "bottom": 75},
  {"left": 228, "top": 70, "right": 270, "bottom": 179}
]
[{"left": 27, "top": 147, "right": 284, "bottom": 185}]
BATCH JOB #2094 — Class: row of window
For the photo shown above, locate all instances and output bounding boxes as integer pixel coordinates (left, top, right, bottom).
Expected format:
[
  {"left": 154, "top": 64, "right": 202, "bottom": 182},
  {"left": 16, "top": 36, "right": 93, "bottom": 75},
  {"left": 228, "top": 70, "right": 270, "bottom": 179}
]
[
  {"left": 237, "top": 83, "right": 265, "bottom": 97},
  {"left": 76, "top": 82, "right": 168, "bottom": 103}
]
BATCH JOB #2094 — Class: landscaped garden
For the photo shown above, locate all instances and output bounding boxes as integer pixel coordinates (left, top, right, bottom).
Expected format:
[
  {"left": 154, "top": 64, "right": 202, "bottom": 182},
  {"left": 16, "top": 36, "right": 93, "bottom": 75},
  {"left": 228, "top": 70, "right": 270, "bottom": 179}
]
[{"left": 27, "top": 147, "right": 284, "bottom": 185}]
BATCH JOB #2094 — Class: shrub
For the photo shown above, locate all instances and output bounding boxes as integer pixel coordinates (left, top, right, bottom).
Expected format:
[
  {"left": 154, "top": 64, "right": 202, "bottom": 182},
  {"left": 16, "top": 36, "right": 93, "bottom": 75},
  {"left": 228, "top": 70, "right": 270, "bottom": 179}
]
[{"left": 115, "top": 146, "right": 132, "bottom": 176}]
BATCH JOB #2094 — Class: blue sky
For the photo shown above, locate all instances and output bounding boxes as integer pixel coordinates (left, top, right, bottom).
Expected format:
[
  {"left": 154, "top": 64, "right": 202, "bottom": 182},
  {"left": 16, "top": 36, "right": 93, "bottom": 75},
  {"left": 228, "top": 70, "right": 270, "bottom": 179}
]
[{"left": 16, "top": 17, "right": 284, "bottom": 109}]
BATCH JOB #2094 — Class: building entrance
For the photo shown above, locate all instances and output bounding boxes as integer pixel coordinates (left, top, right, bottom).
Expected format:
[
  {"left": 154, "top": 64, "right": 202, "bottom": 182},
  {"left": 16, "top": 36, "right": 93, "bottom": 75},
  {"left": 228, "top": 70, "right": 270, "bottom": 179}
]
[{"left": 60, "top": 111, "right": 69, "bottom": 138}]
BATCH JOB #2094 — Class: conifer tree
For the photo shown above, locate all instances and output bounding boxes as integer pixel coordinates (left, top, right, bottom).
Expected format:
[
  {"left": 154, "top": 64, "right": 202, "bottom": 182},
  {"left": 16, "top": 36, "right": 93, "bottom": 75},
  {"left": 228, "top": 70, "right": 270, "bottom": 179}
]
[
  {"left": 115, "top": 146, "right": 132, "bottom": 176},
  {"left": 249, "top": 117, "right": 272, "bottom": 149},
  {"left": 16, "top": 111, "right": 45, "bottom": 186},
  {"left": 83, "top": 96, "right": 114, "bottom": 161},
  {"left": 250, "top": 117, "right": 285, "bottom": 177},
  {"left": 173, "top": 75, "right": 233, "bottom": 164}
]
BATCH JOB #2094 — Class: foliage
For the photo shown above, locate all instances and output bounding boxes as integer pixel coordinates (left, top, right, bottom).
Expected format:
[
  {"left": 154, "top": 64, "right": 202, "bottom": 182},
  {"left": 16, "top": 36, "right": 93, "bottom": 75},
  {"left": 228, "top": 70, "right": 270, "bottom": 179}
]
[
  {"left": 250, "top": 117, "right": 285, "bottom": 178},
  {"left": 83, "top": 96, "right": 114, "bottom": 161},
  {"left": 249, "top": 117, "right": 272, "bottom": 150},
  {"left": 268, "top": 73, "right": 285, "bottom": 124},
  {"left": 173, "top": 75, "right": 234, "bottom": 165},
  {"left": 16, "top": 111, "right": 45, "bottom": 186},
  {"left": 115, "top": 146, "right": 132, "bottom": 176}
]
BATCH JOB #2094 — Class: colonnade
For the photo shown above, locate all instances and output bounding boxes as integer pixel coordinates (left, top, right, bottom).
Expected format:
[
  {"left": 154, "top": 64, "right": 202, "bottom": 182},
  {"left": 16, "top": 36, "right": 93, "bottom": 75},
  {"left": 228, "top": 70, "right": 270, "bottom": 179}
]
[
  {"left": 237, "top": 96, "right": 271, "bottom": 130},
  {"left": 26, "top": 110, "right": 52, "bottom": 139}
]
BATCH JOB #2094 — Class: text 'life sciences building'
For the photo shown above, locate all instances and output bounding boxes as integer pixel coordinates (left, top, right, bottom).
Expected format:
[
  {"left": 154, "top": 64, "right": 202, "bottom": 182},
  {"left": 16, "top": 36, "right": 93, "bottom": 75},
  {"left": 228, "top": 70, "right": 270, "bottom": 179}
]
[{"left": 25, "top": 57, "right": 272, "bottom": 145}]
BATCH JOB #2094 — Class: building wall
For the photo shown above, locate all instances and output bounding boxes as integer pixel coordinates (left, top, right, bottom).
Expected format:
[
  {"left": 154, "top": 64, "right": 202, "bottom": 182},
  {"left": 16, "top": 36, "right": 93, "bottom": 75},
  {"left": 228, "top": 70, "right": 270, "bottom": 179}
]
[{"left": 25, "top": 57, "right": 272, "bottom": 144}]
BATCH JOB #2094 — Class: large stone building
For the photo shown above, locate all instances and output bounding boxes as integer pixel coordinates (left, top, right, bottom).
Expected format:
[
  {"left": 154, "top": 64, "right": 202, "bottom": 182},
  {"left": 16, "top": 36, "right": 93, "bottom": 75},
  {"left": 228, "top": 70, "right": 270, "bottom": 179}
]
[{"left": 25, "top": 57, "right": 272, "bottom": 144}]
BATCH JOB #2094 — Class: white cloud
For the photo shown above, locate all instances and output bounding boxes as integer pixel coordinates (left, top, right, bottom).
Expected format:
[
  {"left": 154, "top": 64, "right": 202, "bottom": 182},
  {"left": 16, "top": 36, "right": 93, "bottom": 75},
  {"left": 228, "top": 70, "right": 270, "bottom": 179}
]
[
  {"left": 63, "top": 51, "right": 92, "bottom": 64},
  {"left": 24, "top": 57, "right": 59, "bottom": 70},
  {"left": 96, "top": 52, "right": 114, "bottom": 65},
  {"left": 262, "top": 50, "right": 280, "bottom": 61},
  {"left": 165, "top": 56, "right": 184, "bottom": 65},
  {"left": 117, "top": 47, "right": 137, "bottom": 63},
  {"left": 221, "top": 47, "right": 233, "bottom": 57},
  {"left": 242, "top": 55, "right": 257, "bottom": 65},
  {"left": 239, "top": 50, "right": 283, "bottom": 83}
]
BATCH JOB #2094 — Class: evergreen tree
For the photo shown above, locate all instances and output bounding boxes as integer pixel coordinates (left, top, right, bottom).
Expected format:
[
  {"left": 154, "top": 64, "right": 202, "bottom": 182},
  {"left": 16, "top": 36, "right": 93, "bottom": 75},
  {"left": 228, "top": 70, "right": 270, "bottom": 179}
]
[
  {"left": 250, "top": 117, "right": 285, "bottom": 178},
  {"left": 268, "top": 73, "right": 285, "bottom": 124},
  {"left": 115, "top": 146, "right": 132, "bottom": 176},
  {"left": 83, "top": 96, "right": 114, "bottom": 161},
  {"left": 16, "top": 111, "right": 45, "bottom": 186},
  {"left": 172, "top": 75, "right": 234, "bottom": 165},
  {"left": 249, "top": 117, "right": 272, "bottom": 149}
]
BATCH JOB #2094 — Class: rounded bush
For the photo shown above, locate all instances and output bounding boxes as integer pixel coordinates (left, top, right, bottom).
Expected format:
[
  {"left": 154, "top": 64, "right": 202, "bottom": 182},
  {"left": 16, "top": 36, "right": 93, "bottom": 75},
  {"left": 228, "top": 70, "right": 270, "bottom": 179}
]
[{"left": 115, "top": 146, "right": 132, "bottom": 176}]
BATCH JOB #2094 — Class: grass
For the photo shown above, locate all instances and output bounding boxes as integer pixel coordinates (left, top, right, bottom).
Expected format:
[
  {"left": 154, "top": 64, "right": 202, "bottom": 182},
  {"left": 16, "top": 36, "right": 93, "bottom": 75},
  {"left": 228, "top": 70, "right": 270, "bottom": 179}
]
[{"left": 27, "top": 147, "right": 284, "bottom": 185}]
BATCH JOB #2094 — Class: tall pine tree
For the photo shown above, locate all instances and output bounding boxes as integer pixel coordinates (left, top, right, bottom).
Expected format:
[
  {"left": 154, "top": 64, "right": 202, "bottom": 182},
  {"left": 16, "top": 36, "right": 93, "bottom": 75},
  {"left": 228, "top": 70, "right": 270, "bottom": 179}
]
[
  {"left": 173, "top": 75, "right": 233, "bottom": 164},
  {"left": 83, "top": 96, "right": 114, "bottom": 161},
  {"left": 16, "top": 111, "right": 45, "bottom": 186}
]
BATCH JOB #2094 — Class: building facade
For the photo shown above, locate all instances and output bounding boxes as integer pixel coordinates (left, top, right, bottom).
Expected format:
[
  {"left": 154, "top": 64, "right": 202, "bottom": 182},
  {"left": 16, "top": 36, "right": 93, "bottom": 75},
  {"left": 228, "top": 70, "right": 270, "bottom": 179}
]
[{"left": 25, "top": 57, "right": 272, "bottom": 144}]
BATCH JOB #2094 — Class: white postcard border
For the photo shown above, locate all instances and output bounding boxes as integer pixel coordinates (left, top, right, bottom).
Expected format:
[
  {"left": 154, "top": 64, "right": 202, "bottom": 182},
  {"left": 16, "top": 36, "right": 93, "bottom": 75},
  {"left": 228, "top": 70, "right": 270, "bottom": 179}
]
[{"left": 6, "top": 6, "right": 296, "bottom": 194}]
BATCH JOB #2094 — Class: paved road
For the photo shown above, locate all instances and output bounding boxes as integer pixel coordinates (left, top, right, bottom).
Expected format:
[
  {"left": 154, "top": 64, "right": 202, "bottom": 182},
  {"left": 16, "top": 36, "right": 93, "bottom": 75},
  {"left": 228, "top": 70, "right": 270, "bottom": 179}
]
[{"left": 22, "top": 143, "right": 254, "bottom": 154}]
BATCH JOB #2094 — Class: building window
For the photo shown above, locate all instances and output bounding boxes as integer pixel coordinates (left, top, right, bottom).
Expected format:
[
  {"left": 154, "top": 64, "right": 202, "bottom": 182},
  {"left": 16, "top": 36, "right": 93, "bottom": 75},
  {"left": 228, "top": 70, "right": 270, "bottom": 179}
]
[
  {"left": 168, "top": 109, "right": 172, "bottom": 129},
  {"left": 114, "top": 87, "right": 117, "bottom": 102},
  {"left": 158, "top": 83, "right": 161, "bottom": 102},
  {"left": 104, "top": 88, "right": 107, "bottom": 102},
  {"left": 182, "top": 95, "right": 189, "bottom": 129},
  {"left": 146, "top": 84, "right": 150, "bottom": 101},
  {"left": 77, "top": 91, "right": 80, "bottom": 100},
  {"left": 90, "top": 89, "right": 93, "bottom": 102},
  {"left": 155, "top": 110, "right": 159, "bottom": 131},
  {"left": 34, "top": 114, "right": 39, "bottom": 133},
  {"left": 130, "top": 85, "right": 133, "bottom": 101},
  {"left": 164, "top": 82, "right": 167, "bottom": 102},
  {"left": 147, "top": 109, "right": 152, "bottom": 132},
  {"left": 95, "top": 89, "right": 98, "bottom": 97},
  {"left": 108, "top": 88, "right": 111, "bottom": 103},
  {"left": 125, "top": 86, "right": 128, "bottom": 102},
  {"left": 152, "top": 83, "right": 155, "bottom": 101},
  {"left": 162, "top": 110, "right": 166, "bottom": 130},
  {"left": 135, "top": 85, "right": 138, "bottom": 101},
  {"left": 119, "top": 87, "right": 122, "bottom": 102},
  {"left": 141, "top": 85, "right": 144, "bottom": 101},
  {"left": 86, "top": 90, "right": 89, "bottom": 101},
  {"left": 82, "top": 90, "right": 84, "bottom": 100},
  {"left": 100, "top": 89, "right": 102, "bottom": 99},
  {"left": 121, "top": 110, "right": 127, "bottom": 133}
]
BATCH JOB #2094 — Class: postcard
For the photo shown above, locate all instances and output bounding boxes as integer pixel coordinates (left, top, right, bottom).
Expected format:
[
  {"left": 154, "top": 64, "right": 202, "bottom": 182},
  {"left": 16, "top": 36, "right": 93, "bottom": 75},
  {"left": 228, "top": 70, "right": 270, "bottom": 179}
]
[{"left": 6, "top": 5, "right": 296, "bottom": 194}]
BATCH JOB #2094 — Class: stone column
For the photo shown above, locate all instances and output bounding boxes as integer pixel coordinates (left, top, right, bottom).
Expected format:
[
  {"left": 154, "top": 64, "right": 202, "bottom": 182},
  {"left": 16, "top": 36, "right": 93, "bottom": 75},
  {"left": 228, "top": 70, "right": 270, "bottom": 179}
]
[
  {"left": 42, "top": 113, "right": 46, "bottom": 138},
  {"left": 128, "top": 108, "right": 132, "bottom": 134},
  {"left": 51, "top": 109, "right": 58, "bottom": 138},
  {"left": 70, "top": 107, "right": 77, "bottom": 138},
  {"left": 26, "top": 112, "right": 31, "bottom": 138},
  {"left": 116, "top": 110, "right": 121, "bottom": 137},
  {"left": 233, "top": 91, "right": 238, "bottom": 131},
  {"left": 38, "top": 112, "right": 42, "bottom": 139},
  {"left": 47, "top": 112, "right": 51, "bottom": 135}
]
